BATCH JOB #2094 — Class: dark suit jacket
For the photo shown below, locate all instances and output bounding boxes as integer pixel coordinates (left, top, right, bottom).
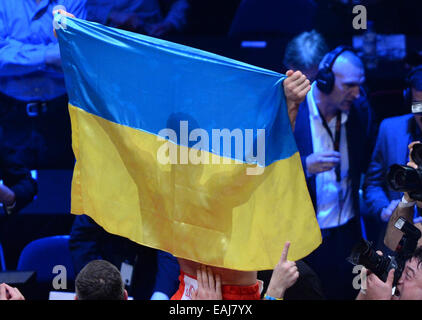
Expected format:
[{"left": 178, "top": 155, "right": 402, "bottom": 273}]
[
  {"left": 69, "top": 214, "right": 180, "bottom": 299},
  {"left": 0, "top": 139, "right": 37, "bottom": 214},
  {"left": 293, "top": 96, "right": 377, "bottom": 223},
  {"left": 363, "top": 114, "right": 419, "bottom": 219}
]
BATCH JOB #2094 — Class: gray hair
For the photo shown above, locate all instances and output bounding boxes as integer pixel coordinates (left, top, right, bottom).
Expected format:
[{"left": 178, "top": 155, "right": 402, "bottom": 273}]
[{"left": 283, "top": 30, "right": 329, "bottom": 71}]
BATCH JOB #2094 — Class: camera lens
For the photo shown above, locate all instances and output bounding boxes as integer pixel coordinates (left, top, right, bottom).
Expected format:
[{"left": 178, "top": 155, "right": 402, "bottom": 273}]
[
  {"left": 387, "top": 164, "right": 422, "bottom": 192},
  {"left": 348, "top": 239, "right": 392, "bottom": 282}
]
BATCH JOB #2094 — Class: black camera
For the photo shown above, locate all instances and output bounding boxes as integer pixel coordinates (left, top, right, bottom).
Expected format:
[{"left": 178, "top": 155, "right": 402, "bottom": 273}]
[
  {"left": 387, "top": 143, "right": 422, "bottom": 201},
  {"left": 348, "top": 217, "right": 421, "bottom": 287}
]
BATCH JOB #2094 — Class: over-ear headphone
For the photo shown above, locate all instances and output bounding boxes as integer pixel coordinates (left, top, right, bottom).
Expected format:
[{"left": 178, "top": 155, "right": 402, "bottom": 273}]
[
  {"left": 403, "top": 65, "right": 422, "bottom": 109},
  {"left": 315, "top": 45, "right": 355, "bottom": 95}
]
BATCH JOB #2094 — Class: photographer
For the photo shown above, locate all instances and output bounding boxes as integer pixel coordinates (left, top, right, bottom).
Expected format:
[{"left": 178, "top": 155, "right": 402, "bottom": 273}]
[
  {"left": 356, "top": 246, "right": 422, "bottom": 300},
  {"left": 384, "top": 141, "right": 422, "bottom": 251}
]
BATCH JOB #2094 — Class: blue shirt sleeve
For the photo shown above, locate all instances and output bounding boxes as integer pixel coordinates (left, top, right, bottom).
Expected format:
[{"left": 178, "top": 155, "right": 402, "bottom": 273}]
[
  {"left": 0, "top": 0, "right": 87, "bottom": 77},
  {"left": 152, "top": 250, "right": 180, "bottom": 297}
]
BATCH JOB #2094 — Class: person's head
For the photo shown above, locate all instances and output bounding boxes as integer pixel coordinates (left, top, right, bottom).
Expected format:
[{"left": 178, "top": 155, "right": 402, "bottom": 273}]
[
  {"left": 75, "top": 260, "right": 128, "bottom": 300},
  {"left": 394, "top": 246, "right": 422, "bottom": 300},
  {"left": 283, "top": 30, "right": 329, "bottom": 82},
  {"left": 317, "top": 49, "right": 365, "bottom": 115},
  {"left": 406, "top": 66, "right": 422, "bottom": 128}
]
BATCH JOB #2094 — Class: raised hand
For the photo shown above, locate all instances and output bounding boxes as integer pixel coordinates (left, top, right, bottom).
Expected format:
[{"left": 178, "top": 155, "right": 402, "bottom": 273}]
[
  {"left": 191, "top": 265, "right": 222, "bottom": 300},
  {"left": 0, "top": 283, "right": 25, "bottom": 300},
  {"left": 284, "top": 70, "right": 311, "bottom": 130},
  {"left": 265, "top": 241, "right": 299, "bottom": 299}
]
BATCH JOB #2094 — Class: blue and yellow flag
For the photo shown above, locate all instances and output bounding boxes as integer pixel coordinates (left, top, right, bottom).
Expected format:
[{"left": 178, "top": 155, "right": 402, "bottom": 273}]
[{"left": 56, "top": 15, "right": 321, "bottom": 271}]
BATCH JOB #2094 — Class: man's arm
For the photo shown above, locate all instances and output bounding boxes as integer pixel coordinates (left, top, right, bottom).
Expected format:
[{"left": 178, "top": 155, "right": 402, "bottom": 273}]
[
  {"left": 0, "top": 1, "right": 86, "bottom": 77},
  {"left": 148, "top": 0, "right": 189, "bottom": 37},
  {"left": 151, "top": 251, "right": 180, "bottom": 300},
  {"left": 161, "top": 0, "right": 189, "bottom": 31},
  {"left": 264, "top": 242, "right": 299, "bottom": 300},
  {"left": 362, "top": 120, "right": 394, "bottom": 221},
  {"left": 64, "top": 0, "right": 87, "bottom": 20},
  {"left": 68, "top": 215, "right": 104, "bottom": 274},
  {"left": 283, "top": 70, "right": 310, "bottom": 131},
  {"left": 0, "top": 143, "right": 37, "bottom": 215},
  {"left": 384, "top": 196, "right": 415, "bottom": 250},
  {"left": 0, "top": 6, "right": 50, "bottom": 76}
]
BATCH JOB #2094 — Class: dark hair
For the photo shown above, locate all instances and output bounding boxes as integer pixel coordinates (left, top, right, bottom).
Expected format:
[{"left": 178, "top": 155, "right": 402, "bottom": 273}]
[
  {"left": 283, "top": 30, "right": 329, "bottom": 71},
  {"left": 409, "top": 68, "right": 422, "bottom": 92},
  {"left": 413, "top": 246, "right": 422, "bottom": 269},
  {"left": 75, "top": 260, "right": 125, "bottom": 300}
]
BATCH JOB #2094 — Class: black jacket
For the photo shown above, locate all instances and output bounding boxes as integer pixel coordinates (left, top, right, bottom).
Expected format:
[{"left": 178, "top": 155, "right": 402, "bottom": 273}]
[
  {"left": 0, "top": 139, "right": 37, "bottom": 214},
  {"left": 293, "top": 96, "right": 377, "bottom": 220}
]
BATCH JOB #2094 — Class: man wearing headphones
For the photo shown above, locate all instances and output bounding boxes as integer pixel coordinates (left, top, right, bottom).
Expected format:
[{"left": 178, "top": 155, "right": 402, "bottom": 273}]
[
  {"left": 363, "top": 66, "right": 422, "bottom": 250},
  {"left": 294, "top": 46, "right": 377, "bottom": 300}
]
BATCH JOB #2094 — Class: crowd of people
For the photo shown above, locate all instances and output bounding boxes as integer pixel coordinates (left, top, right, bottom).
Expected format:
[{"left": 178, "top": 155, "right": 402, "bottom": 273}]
[{"left": 0, "top": 0, "right": 422, "bottom": 301}]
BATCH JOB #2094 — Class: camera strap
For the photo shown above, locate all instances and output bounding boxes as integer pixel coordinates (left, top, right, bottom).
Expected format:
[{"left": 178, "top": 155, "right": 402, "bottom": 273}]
[{"left": 316, "top": 108, "right": 348, "bottom": 224}]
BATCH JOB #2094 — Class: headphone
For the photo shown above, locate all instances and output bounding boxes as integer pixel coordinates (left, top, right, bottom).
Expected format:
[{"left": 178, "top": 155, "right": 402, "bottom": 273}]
[
  {"left": 315, "top": 45, "right": 356, "bottom": 95},
  {"left": 403, "top": 65, "right": 422, "bottom": 109}
]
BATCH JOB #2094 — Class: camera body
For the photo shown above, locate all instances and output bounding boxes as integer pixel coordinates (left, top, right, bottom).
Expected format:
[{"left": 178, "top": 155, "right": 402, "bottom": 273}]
[
  {"left": 387, "top": 143, "right": 422, "bottom": 200},
  {"left": 348, "top": 217, "right": 421, "bottom": 286}
]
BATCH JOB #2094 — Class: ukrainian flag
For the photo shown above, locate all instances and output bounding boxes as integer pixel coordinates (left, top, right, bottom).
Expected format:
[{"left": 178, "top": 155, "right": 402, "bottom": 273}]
[{"left": 56, "top": 14, "right": 321, "bottom": 271}]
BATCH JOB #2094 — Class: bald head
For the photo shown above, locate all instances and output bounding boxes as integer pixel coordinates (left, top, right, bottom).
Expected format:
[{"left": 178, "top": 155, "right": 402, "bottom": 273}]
[
  {"left": 332, "top": 51, "right": 364, "bottom": 73},
  {"left": 316, "top": 49, "right": 365, "bottom": 118},
  {"left": 319, "top": 50, "right": 364, "bottom": 72}
]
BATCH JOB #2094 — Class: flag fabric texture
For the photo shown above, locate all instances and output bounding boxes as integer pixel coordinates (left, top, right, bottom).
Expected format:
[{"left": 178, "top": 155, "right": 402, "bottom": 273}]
[{"left": 56, "top": 14, "right": 321, "bottom": 271}]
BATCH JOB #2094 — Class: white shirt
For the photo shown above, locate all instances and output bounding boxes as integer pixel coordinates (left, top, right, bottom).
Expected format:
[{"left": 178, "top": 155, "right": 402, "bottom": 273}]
[{"left": 307, "top": 83, "right": 354, "bottom": 229}]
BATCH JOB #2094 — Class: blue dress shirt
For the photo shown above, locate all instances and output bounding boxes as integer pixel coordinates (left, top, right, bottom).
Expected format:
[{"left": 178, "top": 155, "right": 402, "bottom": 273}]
[{"left": 0, "top": 0, "right": 86, "bottom": 102}]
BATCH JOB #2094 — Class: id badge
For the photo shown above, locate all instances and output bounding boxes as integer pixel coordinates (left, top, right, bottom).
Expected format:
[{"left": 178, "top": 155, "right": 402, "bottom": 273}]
[{"left": 120, "top": 262, "right": 134, "bottom": 286}]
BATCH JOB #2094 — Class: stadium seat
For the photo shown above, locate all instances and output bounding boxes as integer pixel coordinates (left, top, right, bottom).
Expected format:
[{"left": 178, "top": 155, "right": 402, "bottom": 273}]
[{"left": 17, "top": 235, "right": 75, "bottom": 283}]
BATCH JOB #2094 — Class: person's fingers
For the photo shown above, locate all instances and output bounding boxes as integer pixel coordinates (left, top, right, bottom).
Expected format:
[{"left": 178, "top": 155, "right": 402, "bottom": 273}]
[
  {"left": 407, "top": 161, "right": 418, "bottom": 169},
  {"left": 387, "top": 269, "right": 395, "bottom": 285},
  {"left": 409, "top": 141, "right": 420, "bottom": 163},
  {"left": 53, "top": 9, "right": 75, "bottom": 18},
  {"left": 286, "top": 70, "right": 294, "bottom": 77},
  {"left": 388, "top": 200, "right": 400, "bottom": 210},
  {"left": 196, "top": 268, "right": 203, "bottom": 289},
  {"left": 293, "top": 78, "right": 310, "bottom": 93},
  {"left": 321, "top": 151, "right": 341, "bottom": 158},
  {"left": 192, "top": 289, "right": 199, "bottom": 300},
  {"left": 207, "top": 267, "right": 215, "bottom": 291},
  {"left": 289, "top": 74, "right": 307, "bottom": 88},
  {"left": 367, "top": 272, "right": 376, "bottom": 284},
  {"left": 381, "top": 209, "right": 391, "bottom": 222},
  {"left": 319, "top": 163, "right": 338, "bottom": 172},
  {"left": 215, "top": 274, "right": 223, "bottom": 300},
  {"left": 0, "top": 284, "right": 6, "bottom": 300},
  {"left": 9, "top": 287, "right": 20, "bottom": 300},
  {"left": 286, "top": 70, "right": 303, "bottom": 82},
  {"left": 297, "top": 85, "right": 311, "bottom": 97},
  {"left": 376, "top": 250, "right": 383, "bottom": 256},
  {"left": 408, "top": 141, "right": 420, "bottom": 150},
  {"left": 201, "top": 265, "right": 209, "bottom": 289},
  {"left": 321, "top": 157, "right": 341, "bottom": 164},
  {"left": 215, "top": 274, "right": 221, "bottom": 295},
  {"left": 280, "top": 241, "right": 291, "bottom": 262}
]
